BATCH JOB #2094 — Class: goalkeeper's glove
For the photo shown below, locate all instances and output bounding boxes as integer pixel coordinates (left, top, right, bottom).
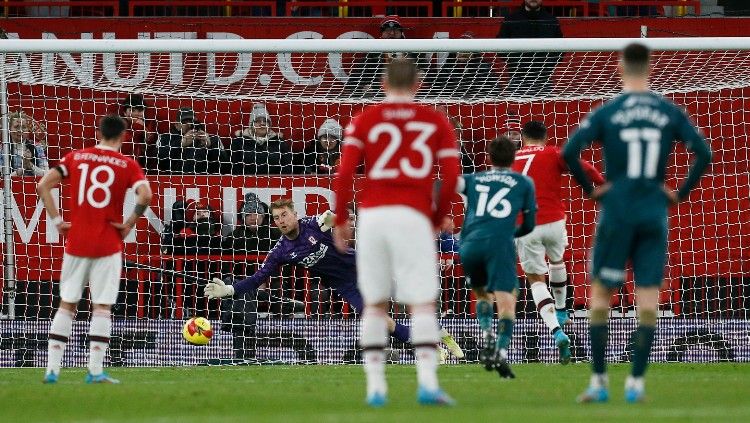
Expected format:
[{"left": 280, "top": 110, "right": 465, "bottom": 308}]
[{"left": 205, "top": 278, "right": 235, "bottom": 299}]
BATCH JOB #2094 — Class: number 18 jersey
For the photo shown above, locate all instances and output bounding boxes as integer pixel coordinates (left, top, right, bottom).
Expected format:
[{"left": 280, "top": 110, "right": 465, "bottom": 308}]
[
  {"left": 459, "top": 168, "right": 536, "bottom": 243},
  {"left": 57, "top": 145, "right": 147, "bottom": 257}
]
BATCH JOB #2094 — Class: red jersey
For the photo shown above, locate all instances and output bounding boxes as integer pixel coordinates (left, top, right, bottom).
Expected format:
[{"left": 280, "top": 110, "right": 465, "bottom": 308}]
[
  {"left": 512, "top": 144, "right": 605, "bottom": 225},
  {"left": 58, "top": 145, "right": 147, "bottom": 257},
  {"left": 334, "top": 97, "right": 460, "bottom": 226}
]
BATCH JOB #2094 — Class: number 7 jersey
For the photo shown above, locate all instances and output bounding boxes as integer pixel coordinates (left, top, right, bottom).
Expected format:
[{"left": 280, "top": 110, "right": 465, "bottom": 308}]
[{"left": 57, "top": 145, "right": 148, "bottom": 257}]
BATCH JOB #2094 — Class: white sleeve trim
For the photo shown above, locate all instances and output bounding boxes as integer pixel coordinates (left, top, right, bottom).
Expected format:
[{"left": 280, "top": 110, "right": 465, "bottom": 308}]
[
  {"left": 343, "top": 136, "right": 364, "bottom": 149},
  {"left": 57, "top": 164, "right": 68, "bottom": 177},
  {"left": 455, "top": 176, "right": 465, "bottom": 194},
  {"left": 436, "top": 148, "right": 460, "bottom": 159},
  {"left": 131, "top": 179, "right": 149, "bottom": 192}
]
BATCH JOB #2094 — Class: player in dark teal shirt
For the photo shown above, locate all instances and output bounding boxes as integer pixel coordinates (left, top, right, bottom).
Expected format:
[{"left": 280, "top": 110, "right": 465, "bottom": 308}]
[
  {"left": 562, "top": 43, "right": 712, "bottom": 404},
  {"left": 459, "top": 135, "right": 545, "bottom": 378}
]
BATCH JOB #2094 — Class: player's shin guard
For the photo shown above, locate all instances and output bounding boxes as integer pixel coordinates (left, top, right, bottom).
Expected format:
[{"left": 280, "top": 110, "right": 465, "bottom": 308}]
[
  {"left": 476, "top": 299, "right": 493, "bottom": 332},
  {"left": 88, "top": 310, "right": 112, "bottom": 376},
  {"left": 589, "top": 308, "right": 609, "bottom": 375},
  {"left": 411, "top": 308, "right": 440, "bottom": 392},
  {"left": 496, "top": 316, "right": 514, "bottom": 351},
  {"left": 361, "top": 307, "right": 389, "bottom": 397},
  {"left": 548, "top": 263, "right": 568, "bottom": 310},
  {"left": 530, "top": 282, "right": 561, "bottom": 333},
  {"left": 47, "top": 308, "right": 74, "bottom": 375},
  {"left": 631, "top": 309, "right": 657, "bottom": 378}
]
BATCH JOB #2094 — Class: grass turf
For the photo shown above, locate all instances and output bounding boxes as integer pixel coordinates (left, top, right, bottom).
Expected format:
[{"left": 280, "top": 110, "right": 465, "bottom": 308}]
[{"left": 1, "top": 363, "right": 748, "bottom": 423}]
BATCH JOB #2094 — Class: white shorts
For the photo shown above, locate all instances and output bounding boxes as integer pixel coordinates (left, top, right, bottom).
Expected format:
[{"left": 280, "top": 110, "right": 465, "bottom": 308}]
[
  {"left": 59, "top": 252, "right": 122, "bottom": 305},
  {"left": 515, "top": 219, "right": 568, "bottom": 275},
  {"left": 356, "top": 206, "right": 439, "bottom": 305}
]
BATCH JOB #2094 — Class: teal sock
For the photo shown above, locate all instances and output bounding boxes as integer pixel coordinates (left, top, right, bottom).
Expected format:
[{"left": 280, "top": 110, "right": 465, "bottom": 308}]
[
  {"left": 496, "top": 318, "right": 514, "bottom": 350},
  {"left": 631, "top": 325, "right": 656, "bottom": 377},
  {"left": 476, "top": 300, "right": 493, "bottom": 332},
  {"left": 590, "top": 324, "right": 608, "bottom": 374}
]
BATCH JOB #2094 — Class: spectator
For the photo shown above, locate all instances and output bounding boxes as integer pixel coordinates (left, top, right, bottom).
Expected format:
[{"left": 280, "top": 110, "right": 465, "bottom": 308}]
[
  {"left": 450, "top": 116, "right": 477, "bottom": 174},
  {"left": 2, "top": 111, "right": 49, "bottom": 176},
  {"left": 119, "top": 94, "right": 157, "bottom": 169},
  {"left": 430, "top": 32, "right": 502, "bottom": 99},
  {"left": 230, "top": 104, "right": 293, "bottom": 175},
  {"left": 505, "top": 129, "right": 523, "bottom": 149},
  {"left": 157, "top": 107, "right": 227, "bottom": 174},
  {"left": 223, "top": 192, "right": 281, "bottom": 254},
  {"left": 161, "top": 199, "right": 223, "bottom": 254},
  {"left": 497, "top": 0, "right": 564, "bottom": 95},
  {"left": 345, "top": 15, "right": 430, "bottom": 98},
  {"left": 301, "top": 118, "right": 343, "bottom": 174}
]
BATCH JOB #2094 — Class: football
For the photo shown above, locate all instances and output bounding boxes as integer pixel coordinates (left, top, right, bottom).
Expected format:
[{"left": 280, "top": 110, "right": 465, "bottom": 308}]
[{"left": 182, "top": 317, "right": 213, "bottom": 345}]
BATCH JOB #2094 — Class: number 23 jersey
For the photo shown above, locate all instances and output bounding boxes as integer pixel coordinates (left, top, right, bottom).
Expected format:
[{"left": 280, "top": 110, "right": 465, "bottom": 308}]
[{"left": 57, "top": 145, "right": 147, "bottom": 257}]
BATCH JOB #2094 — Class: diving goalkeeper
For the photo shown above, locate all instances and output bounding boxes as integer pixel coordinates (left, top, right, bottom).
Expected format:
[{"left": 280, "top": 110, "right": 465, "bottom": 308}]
[{"left": 204, "top": 198, "right": 465, "bottom": 359}]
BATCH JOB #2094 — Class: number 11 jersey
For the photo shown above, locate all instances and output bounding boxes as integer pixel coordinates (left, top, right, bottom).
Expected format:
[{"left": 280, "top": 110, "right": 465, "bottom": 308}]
[{"left": 57, "top": 145, "right": 147, "bottom": 257}]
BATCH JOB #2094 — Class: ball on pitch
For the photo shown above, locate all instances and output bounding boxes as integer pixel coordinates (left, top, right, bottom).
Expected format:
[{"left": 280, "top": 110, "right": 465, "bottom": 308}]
[{"left": 182, "top": 317, "right": 213, "bottom": 345}]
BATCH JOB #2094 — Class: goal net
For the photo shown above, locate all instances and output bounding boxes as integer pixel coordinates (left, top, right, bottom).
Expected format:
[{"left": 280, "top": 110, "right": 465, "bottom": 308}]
[{"left": 0, "top": 38, "right": 748, "bottom": 366}]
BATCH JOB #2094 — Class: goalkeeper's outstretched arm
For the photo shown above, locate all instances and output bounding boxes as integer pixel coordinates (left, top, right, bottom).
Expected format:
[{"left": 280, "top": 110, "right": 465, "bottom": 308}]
[{"left": 205, "top": 243, "right": 283, "bottom": 299}]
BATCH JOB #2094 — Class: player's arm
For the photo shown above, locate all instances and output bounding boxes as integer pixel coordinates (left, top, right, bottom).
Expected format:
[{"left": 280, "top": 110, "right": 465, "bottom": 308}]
[
  {"left": 333, "top": 119, "right": 364, "bottom": 252},
  {"left": 559, "top": 153, "right": 605, "bottom": 186},
  {"left": 562, "top": 112, "right": 602, "bottom": 197},
  {"left": 433, "top": 115, "right": 462, "bottom": 227},
  {"left": 515, "top": 179, "right": 537, "bottom": 238},
  {"left": 36, "top": 167, "right": 67, "bottom": 233},
  {"left": 205, "top": 244, "right": 283, "bottom": 299},
  {"left": 674, "top": 109, "right": 712, "bottom": 201}
]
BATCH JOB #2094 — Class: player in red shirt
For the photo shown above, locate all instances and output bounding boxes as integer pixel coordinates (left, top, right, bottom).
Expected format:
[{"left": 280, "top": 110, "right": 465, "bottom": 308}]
[
  {"left": 333, "top": 59, "right": 460, "bottom": 407},
  {"left": 37, "top": 115, "right": 152, "bottom": 384},
  {"left": 512, "top": 121, "right": 605, "bottom": 341}
]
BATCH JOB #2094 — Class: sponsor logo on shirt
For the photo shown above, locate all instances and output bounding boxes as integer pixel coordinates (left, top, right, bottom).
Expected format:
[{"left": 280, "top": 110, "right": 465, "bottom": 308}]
[
  {"left": 309, "top": 236, "right": 318, "bottom": 245},
  {"left": 300, "top": 244, "right": 328, "bottom": 268}
]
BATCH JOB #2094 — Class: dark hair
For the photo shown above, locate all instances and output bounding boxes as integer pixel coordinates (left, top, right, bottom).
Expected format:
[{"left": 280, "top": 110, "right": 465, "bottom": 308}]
[
  {"left": 99, "top": 114, "right": 126, "bottom": 140},
  {"left": 385, "top": 58, "right": 420, "bottom": 89},
  {"left": 622, "top": 43, "right": 650, "bottom": 75},
  {"left": 489, "top": 136, "right": 517, "bottom": 167},
  {"left": 521, "top": 120, "right": 547, "bottom": 141}
]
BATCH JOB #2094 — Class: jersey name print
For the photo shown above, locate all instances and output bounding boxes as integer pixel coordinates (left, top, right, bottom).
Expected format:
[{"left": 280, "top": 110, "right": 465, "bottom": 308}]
[{"left": 58, "top": 146, "right": 146, "bottom": 257}]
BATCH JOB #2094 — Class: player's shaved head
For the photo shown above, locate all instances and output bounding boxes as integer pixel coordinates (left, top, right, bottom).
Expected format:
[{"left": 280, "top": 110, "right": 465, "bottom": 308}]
[
  {"left": 621, "top": 43, "right": 650, "bottom": 77},
  {"left": 99, "top": 114, "right": 126, "bottom": 141},
  {"left": 384, "top": 58, "right": 420, "bottom": 90},
  {"left": 521, "top": 120, "right": 548, "bottom": 143},
  {"left": 489, "top": 135, "right": 517, "bottom": 167}
]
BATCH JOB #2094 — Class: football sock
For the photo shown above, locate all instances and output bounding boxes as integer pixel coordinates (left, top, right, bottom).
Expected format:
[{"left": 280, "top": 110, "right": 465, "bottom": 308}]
[
  {"left": 496, "top": 316, "right": 514, "bottom": 350},
  {"left": 361, "top": 308, "right": 388, "bottom": 396},
  {"left": 88, "top": 310, "right": 112, "bottom": 376},
  {"left": 411, "top": 310, "right": 440, "bottom": 392},
  {"left": 476, "top": 299, "right": 494, "bottom": 332},
  {"left": 530, "top": 282, "right": 561, "bottom": 333},
  {"left": 391, "top": 322, "right": 410, "bottom": 344},
  {"left": 548, "top": 263, "right": 568, "bottom": 310},
  {"left": 589, "top": 308, "right": 609, "bottom": 375},
  {"left": 631, "top": 309, "right": 657, "bottom": 378},
  {"left": 47, "top": 308, "right": 74, "bottom": 375}
]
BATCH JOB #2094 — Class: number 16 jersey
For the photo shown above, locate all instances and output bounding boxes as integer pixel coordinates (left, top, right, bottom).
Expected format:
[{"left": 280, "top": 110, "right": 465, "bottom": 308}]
[
  {"left": 57, "top": 145, "right": 147, "bottom": 257},
  {"left": 459, "top": 168, "right": 536, "bottom": 243}
]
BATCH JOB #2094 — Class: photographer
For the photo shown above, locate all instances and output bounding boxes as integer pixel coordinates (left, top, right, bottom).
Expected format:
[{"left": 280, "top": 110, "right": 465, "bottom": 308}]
[{"left": 157, "top": 107, "right": 228, "bottom": 174}]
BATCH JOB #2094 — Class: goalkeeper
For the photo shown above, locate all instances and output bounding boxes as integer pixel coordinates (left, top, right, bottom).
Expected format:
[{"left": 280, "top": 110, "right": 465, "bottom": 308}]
[{"left": 205, "top": 198, "right": 465, "bottom": 359}]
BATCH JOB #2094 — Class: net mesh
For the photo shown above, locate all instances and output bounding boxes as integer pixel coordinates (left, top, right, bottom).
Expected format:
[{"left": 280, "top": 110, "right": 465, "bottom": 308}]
[{"left": 1, "top": 44, "right": 749, "bottom": 366}]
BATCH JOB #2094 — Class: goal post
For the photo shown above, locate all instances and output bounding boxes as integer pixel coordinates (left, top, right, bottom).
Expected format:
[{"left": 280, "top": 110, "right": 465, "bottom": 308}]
[{"left": 0, "top": 37, "right": 748, "bottom": 366}]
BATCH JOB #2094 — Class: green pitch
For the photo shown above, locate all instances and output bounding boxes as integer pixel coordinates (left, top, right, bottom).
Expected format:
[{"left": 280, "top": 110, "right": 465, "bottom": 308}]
[{"left": 2, "top": 364, "right": 749, "bottom": 422}]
